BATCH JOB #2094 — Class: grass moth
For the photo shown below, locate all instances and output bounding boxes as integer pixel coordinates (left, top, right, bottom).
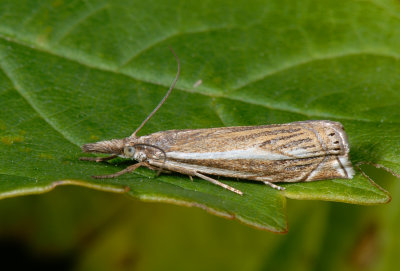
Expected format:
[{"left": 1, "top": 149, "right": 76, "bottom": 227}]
[{"left": 80, "top": 50, "right": 355, "bottom": 195}]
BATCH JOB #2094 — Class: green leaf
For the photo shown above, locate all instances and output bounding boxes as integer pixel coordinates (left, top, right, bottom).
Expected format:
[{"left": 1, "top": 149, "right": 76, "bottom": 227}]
[{"left": 0, "top": 0, "right": 398, "bottom": 232}]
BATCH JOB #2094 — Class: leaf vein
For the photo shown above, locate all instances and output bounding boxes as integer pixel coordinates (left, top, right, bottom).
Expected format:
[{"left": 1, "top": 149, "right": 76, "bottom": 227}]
[{"left": 0, "top": 55, "right": 80, "bottom": 147}]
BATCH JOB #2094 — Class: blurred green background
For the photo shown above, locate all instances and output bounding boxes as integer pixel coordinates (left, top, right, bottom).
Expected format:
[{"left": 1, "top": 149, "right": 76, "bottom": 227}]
[{"left": 1, "top": 0, "right": 400, "bottom": 270}]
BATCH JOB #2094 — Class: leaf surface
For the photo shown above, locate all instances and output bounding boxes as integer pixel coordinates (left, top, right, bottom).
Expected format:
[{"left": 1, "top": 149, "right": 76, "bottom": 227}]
[{"left": 1, "top": 0, "right": 399, "bottom": 232}]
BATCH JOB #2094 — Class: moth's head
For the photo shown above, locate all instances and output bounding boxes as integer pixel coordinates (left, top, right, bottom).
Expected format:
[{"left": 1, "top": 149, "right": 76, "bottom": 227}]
[
  {"left": 81, "top": 138, "right": 128, "bottom": 156},
  {"left": 122, "top": 145, "right": 136, "bottom": 159}
]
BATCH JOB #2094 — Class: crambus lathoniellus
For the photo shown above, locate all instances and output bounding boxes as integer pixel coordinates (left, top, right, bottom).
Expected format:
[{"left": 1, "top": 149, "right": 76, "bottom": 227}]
[{"left": 80, "top": 50, "right": 355, "bottom": 195}]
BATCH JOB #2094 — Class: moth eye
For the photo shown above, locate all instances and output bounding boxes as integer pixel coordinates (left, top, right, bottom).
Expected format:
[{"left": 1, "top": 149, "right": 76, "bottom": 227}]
[{"left": 124, "top": 146, "right": 135, "bottom": 157}]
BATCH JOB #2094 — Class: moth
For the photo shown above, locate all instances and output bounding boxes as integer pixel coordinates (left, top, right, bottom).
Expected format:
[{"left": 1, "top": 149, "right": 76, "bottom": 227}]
[{"left": 80, "top": 50, "right": 355, "bottom": 195}]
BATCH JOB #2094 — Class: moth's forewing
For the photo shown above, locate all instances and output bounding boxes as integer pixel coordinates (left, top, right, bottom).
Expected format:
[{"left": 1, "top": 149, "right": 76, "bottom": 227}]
[{"left": 137, "top": 120, "right": 354, "bottom": 183}]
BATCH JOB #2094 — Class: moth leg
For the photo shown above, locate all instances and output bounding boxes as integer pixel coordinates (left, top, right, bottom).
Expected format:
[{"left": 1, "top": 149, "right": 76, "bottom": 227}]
[
  {"left": 80, "top": 155, "right": 118, "bottom": 163},
  {"left": 262, "top": 180, "right": 285, "bottom": 191},
  {"left": 194, "top": 172, "right": 243, "bottom": 196},
  {"left": 144, "top": 164, "right": 172, "bottom": 176},
  {"left": 252, "top": 176, "right": 285, "bottom": 191},
  {"left": 147, "top": 160, "right": 243, "bottom": 195},
  {"left": 189, "top": 175, "right": 193, "bottom": 182},
  {"left": 92, "top": 162, "right": 145, "bottom": 179},
  {"left": 155, "top": 169, "right": 172, "bottom": 176}
]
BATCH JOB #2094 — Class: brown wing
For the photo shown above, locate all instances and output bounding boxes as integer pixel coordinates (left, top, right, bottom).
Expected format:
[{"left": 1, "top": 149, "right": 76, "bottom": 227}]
[{"left": 138, "top": 120, "right": 354, "bottom": 182}]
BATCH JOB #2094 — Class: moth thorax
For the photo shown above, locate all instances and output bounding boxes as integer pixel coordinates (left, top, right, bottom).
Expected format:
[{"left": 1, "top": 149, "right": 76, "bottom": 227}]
[
  {"left": 134, "top": 151, "right": 147, "bottom": 162},
  {"left": 152, "top": 151, "right": 165, "bottom": 160}
]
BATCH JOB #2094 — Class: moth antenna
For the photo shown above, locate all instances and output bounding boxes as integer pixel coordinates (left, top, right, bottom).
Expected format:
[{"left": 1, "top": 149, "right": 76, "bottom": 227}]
[{"left": 131, "top": 47, "right": 180, "bottom": 137}]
